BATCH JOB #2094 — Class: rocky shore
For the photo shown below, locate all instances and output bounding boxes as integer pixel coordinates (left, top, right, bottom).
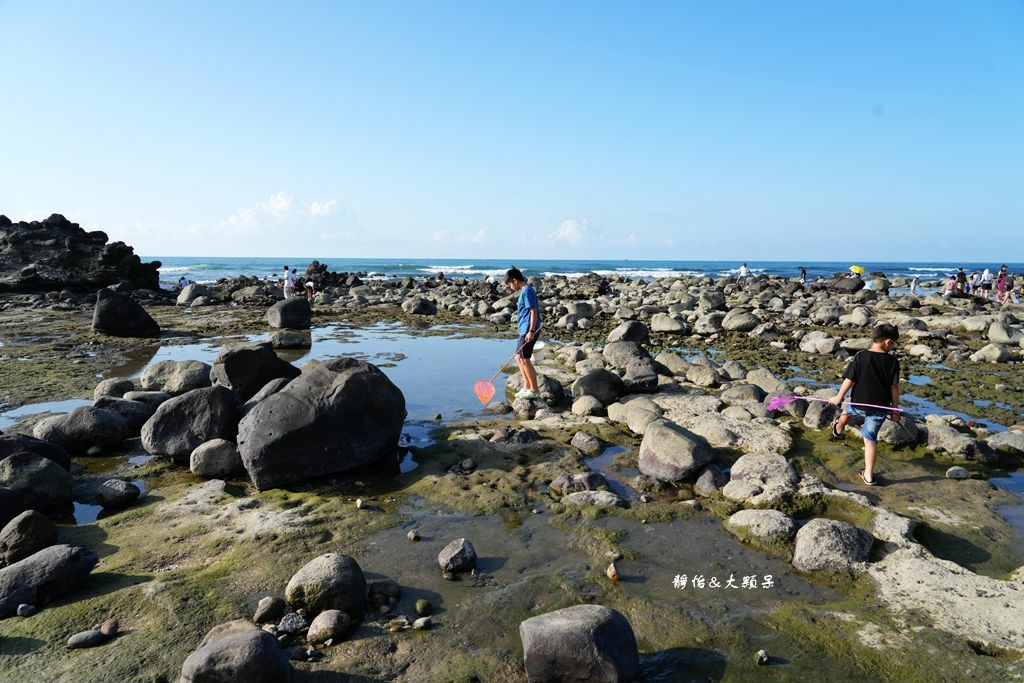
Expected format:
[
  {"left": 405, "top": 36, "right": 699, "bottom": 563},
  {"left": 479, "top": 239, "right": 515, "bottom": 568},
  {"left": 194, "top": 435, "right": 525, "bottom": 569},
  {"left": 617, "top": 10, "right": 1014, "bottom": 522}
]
[{"left": 1, "top": 228, "right": 1023, "bottom": 681}]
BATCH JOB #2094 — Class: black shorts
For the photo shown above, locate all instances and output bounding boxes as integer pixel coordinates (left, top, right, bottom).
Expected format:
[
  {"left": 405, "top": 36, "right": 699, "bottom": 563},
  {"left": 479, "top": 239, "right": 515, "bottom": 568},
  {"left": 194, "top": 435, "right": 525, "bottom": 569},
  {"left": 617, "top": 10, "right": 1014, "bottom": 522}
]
[{"left": 517, "top": 333, "right": 538, "bottom": 360}]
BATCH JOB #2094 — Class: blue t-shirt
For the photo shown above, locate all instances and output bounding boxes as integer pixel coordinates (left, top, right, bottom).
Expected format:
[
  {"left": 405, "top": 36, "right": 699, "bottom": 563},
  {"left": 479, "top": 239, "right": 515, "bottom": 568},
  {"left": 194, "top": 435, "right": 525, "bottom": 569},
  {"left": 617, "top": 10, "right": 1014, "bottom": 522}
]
[{"left": 517, "top": 284, "right": 540, "bottom": 335}]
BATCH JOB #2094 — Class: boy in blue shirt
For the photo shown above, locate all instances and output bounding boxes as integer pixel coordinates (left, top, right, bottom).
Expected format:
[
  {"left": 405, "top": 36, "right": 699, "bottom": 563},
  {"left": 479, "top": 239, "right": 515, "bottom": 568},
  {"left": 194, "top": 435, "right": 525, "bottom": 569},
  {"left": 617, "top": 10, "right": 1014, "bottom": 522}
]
[{"left": 504, "top": 267, "right": 542, "bottom": 400}]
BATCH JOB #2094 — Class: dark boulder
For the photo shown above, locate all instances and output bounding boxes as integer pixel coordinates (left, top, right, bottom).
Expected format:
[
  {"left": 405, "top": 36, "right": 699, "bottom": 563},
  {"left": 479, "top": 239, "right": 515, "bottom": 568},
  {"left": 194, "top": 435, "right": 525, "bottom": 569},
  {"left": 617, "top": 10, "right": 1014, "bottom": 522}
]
[
  {"left": 606, "top": 320, "right": 650, "bottom": 345},
  {"left": 829, "top": 277, "right": 865, "bottom": 294},
  {"left": 571, "top": 369, "right": 625, "bottom": 406},
  {"left": 0, "top": 510, "right": 58, "bottom": 566},
  {"left": 519, "top": 604, "right": 639, "bottom": 683},
  {"left": 210, "top": 342, "right": 301, "bottom": 404},
  {"left": 141, "top": 386, "right": 237, "bottom": 463},
  {"left": 0, "top": 453, "right": 73, "bottom": 510},
  {"left": 32, "top": 406, "right": 129, "bottom": 453},
  {"left": 0, "top": 544, "right": 99, "bottom": 618},
  {"left": 237, "top": 357, "right": 405, "bottom": 490},
  {"left": 93, "top": 396, "right": 157, "bottom": 434},
  {"left": 91, "top": 288, "right": 160, "bottom": 337},
  {"left": 0, "top": 434, "right": 70, "bottom": 470},
  {"left": 267, "top": 297, "right": 312, "bottom": 330}
]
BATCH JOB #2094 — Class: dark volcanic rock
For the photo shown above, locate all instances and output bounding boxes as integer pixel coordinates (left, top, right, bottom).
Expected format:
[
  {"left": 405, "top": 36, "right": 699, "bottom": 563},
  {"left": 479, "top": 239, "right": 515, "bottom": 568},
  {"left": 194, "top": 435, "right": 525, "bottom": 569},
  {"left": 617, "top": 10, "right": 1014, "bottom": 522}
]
[
  {"left": 33, "top": 406, "right": 129, "bottom": 453},
  {"left": 0, "top": 453, "right": 73, "bottom": 510},
  {"left": 237, "top": 357, "right": 406, "bottom": 490},
  {"left": 268, "top": 298, "right": 312, "bottom": 329},
  {"left": 519, "top": 604, "right": 640, "bottom": 683},
  {"left": 210, "top": 342, "right": 301, "bottom": 404},
  {"left": 0, "top": 214, "right": 160, "bottom": 292},
  {"left": 0, "top": 544, "right": 99, "bottom": 618},
  {"left": 0, "top": 434, "right": 70, "bottom": 470},
  {"left": 92, "top": 288, "right": 161, "bottom": 337},
  {"left": 141, "top": 386, "right": 237, "bottom": 462},
  {"left": 0, "top": 510, "right": 58, "bottom": 566}
]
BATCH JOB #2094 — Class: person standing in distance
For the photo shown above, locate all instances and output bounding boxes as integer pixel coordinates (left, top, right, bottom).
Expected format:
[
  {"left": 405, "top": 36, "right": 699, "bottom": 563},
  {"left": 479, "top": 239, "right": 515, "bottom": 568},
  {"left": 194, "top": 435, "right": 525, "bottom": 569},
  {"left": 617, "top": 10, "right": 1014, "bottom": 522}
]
[
  {"left": 736, "top": 263, "right": 750, "bottom": 289},
  {"left": 504, "top": 266, "right": 542, "bottom": 400},
  {"left": 283, "top": 266, "right": 296, "bottom": 298}
]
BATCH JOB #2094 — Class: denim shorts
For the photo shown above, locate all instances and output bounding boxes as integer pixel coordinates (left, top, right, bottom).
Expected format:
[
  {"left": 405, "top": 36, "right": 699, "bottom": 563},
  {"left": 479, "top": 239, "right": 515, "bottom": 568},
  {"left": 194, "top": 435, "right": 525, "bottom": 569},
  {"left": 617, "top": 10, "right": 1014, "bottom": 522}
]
[{"left": 844, "top": 405, "right": 887, "bottom": 442}]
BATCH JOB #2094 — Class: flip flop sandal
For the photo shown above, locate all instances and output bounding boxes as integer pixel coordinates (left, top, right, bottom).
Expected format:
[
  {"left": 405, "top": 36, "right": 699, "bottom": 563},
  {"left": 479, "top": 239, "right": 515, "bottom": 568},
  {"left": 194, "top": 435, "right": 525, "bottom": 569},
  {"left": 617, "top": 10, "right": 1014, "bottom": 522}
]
[
  {"left": 830, "top": 417, "right": 843, "bottom": 439},
  {"left": 858, "top": 471, "right": 876, "bottom": 486}
]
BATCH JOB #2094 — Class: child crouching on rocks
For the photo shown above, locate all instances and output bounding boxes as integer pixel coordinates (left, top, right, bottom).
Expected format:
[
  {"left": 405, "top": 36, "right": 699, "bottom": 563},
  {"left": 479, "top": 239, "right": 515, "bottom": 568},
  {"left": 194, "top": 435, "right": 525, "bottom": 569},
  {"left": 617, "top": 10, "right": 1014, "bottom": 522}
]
[{"left": 828, "top": 323, "right": 901, "bottom": 486}]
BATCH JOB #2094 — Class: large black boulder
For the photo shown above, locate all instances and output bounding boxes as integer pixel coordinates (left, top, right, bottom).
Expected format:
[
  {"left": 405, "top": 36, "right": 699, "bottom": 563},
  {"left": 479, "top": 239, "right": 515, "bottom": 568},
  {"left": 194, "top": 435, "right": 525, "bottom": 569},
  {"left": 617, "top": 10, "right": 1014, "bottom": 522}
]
[
  {"left": 210, "top": 342, "right": 301, "bottom": 404},
  {"left": 519, "top": 604, "right": 640, "bottom": 682},
  {"left": 0, "top": 434, "right": 70, "bottom": 470},
  {"left": 237, "top": 358, "right": 406, "bottom": 490},
  {"left": 92, "top": 288, "right": 160, "bottom": 337},
  {"left": 828, "top": 277, "right": 865, "bottom": 293},
  {"left": 0, "top": 453, "right": 73, "bottom": 511},
  {"left": 141, "top": 386, "right": 237, "bottom": 463},
  {"left": 32, "top": 406, "right": 129, "bottom": 453},
  {"left": 571, "top": 369, "right": 625, "bottom": 406},
  {"left": 93, "top": 396, "right": 157, "bottom": 435},
  {"left": 268, "top": 298, "right": 311, "bottom": 329},
  {"left": 0, "top": 544, "right": 99, "bottom": 618}
]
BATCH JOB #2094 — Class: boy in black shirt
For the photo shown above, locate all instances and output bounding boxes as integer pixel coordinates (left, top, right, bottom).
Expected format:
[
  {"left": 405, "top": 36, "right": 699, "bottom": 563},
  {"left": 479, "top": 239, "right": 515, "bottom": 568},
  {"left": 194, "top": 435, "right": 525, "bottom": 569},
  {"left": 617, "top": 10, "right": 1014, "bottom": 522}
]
[{"left": 828, "top": 323, "right": 901, "bottom": 485}]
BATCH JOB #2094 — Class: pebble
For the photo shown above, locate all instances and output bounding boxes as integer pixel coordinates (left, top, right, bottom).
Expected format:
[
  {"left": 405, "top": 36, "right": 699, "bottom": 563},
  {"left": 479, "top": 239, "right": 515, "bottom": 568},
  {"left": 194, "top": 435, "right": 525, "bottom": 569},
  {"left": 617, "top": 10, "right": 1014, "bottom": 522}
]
[
  {"left": 17, "top": 604, "right": 36, "bottom": 617},
  {"left": 946, "top": 466, "right": 970, "bottom": 480},
  {"left": 606, "top": 562, "right": 620, "bottom": 581},
  {"left": 407, "top": 529, "right": 420, "bottom": 542},
  {"left": 98, "top": 617, "right": 119, "bottom": 637},
  {"left": 756, "top": 649, "right": 769, "bottom": 665},
  {"left": 434, "top": 413, "right": 442, "bottom": 420},
  {"left": 356, "top": 498, "right": 366, "bottom": 509},
  {"left": 277, "top": 611, "right": 308, "bottom": 635},
  {"left": 415, "top": 599, "right": 432, "bottom": 617},
  {"left": 413, "top": 616, "right": 432, "bottom": 630},
  {"left": 253, "top": 596, "right": 286, "bottom": 624},
  {"left": 67, "top": 629, "right": 107, "bottom": 649}
]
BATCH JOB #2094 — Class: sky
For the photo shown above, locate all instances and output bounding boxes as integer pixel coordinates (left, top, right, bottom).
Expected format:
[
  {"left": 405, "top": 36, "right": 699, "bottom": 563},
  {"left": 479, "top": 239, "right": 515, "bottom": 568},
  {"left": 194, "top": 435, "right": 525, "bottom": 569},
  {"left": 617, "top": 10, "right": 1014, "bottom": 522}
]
[{"left": 0, "top": 1, "right": 1021, "bottom": 262}]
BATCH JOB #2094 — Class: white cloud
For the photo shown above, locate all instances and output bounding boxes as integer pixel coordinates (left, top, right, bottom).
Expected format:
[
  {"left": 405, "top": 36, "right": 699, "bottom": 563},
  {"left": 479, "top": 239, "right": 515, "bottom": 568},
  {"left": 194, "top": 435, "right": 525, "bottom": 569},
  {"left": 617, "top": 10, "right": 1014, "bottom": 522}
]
[
  {"left": 432, "top": 229, "right": 449, "bottom": 241},
  {"left": 309, "top": 200, "right": 340, "bottom": 217},
  {"left": 216, "top": 192, "right": 350, "bottom": 237},
  {"left": 220, "top": 191, "right": 296, "bottom": 233},
  {"left": 552, "top": 218, "right": 587, "bottom": 246},
  {"left": 470, "top": 228, "right": 487, "bottom": 244},
  {"left": 624, "top": 232, "right": 638, "bottom": 245}
]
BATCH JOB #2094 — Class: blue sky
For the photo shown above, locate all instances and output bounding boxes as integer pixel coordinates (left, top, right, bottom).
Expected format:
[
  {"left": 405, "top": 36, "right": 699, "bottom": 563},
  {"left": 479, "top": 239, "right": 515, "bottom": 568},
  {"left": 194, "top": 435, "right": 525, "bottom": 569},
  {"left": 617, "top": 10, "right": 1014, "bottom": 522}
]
[{"left": 1, "top": 1, "right": 1021, "bottom": 261}]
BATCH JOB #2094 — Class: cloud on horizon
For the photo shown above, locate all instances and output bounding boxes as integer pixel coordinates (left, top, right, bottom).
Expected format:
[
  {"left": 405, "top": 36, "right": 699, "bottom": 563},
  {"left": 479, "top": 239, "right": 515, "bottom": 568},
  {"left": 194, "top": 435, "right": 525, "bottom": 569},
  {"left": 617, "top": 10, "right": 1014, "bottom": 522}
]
[{"left": 551, "top": 218, "right": 587, "bottom": 247}]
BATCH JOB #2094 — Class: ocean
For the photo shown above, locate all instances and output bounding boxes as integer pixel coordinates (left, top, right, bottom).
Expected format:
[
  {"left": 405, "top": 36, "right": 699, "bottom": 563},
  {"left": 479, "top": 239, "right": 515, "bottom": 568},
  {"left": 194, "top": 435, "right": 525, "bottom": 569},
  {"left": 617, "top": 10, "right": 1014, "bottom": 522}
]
[{"left": 148, "top": 256, "right": 1024, "bottom": 290}]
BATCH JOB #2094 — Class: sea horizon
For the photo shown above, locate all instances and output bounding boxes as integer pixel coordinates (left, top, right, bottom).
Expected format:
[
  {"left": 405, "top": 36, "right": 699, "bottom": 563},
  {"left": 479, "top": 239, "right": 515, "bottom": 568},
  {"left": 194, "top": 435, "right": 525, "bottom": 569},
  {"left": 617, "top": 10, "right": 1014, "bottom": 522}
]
[{"left": 147, "top": 255, "right": 1024, "bottom": 290}]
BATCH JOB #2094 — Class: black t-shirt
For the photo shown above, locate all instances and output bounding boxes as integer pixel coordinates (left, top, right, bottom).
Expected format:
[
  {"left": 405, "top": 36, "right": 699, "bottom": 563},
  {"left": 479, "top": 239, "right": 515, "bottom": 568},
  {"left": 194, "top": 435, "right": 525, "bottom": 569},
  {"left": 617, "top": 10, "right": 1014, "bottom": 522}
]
[{"left": 842, "top": 349, "right": 900, "bottom": 411}]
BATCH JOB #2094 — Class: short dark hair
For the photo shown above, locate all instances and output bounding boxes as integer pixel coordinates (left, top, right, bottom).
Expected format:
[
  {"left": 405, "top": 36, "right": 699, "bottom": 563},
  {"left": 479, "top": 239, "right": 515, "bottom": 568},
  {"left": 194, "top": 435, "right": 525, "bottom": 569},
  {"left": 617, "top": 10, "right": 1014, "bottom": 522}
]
[
  {"left": 872, "top": 323, "right": 899, "bottom": 343},
  {"left": 505, "top": 266, "right": 525, "bottom": 284}
]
